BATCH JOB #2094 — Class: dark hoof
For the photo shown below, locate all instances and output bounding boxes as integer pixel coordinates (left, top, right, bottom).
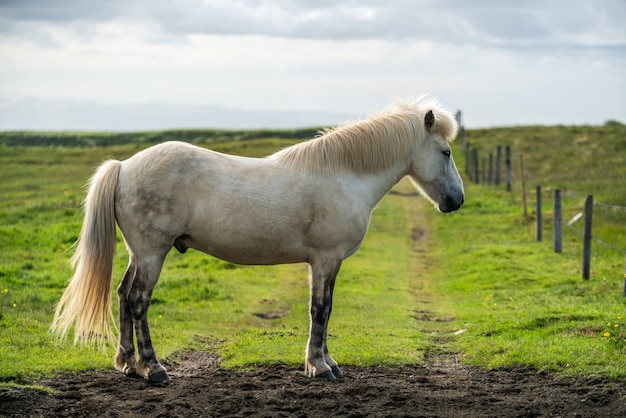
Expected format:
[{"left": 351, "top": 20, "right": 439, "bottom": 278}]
[
  {"left": 148, "top": 370, "right": 171, "bottom": 384},
  {"left": 331, "top": 366, "right": 343, "bottom": 378},
  {"left": 316, "top": 370, "right": 336, "bottom": 381}
]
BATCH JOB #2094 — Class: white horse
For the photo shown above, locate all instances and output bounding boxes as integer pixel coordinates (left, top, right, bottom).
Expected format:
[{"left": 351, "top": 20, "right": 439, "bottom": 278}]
[{"left": 51, "top": 97, "right": 464, "bottom": 384}]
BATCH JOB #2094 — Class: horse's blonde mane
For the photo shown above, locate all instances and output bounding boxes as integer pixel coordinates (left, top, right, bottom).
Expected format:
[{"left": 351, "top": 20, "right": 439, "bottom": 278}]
[{"left": 271, "top": 97, "right": 458, "bottom": 174}]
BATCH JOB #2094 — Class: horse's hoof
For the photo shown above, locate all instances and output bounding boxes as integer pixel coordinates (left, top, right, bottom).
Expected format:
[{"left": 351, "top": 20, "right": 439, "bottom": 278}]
[
  {"left": 331, "top": 366, "right": 343, "bottom": 378},
  {"left": 148, "top": 370, "right": 171, "bottom": 384},
  {"left": 316, "top": 370, "right": 336, "bottom": 381}
]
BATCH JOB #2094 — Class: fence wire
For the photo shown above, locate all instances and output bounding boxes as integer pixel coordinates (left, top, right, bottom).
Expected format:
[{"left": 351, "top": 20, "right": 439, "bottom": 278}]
[
  {"left": 564, "top": 221, "right": 626, "bottom": 254},
  {"left": 464, "top": 143, "right": 626, "bottom": 256},
  {"left": 561, "top": 190, "right": 626, "bottom": 211}
]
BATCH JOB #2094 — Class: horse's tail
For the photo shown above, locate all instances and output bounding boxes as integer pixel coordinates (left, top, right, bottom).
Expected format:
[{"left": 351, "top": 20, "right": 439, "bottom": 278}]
[{"left": 51, "top": 160, "right": 121, "bottom": 348}]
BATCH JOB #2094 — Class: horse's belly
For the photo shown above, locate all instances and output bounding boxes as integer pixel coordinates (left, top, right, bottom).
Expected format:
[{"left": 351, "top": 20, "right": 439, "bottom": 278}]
[
  {"left": 196, "top": 242, "right": 306, "bottom": 266},
  {"left": 183, "top": 227, "right": 308, "bottom": 266}
]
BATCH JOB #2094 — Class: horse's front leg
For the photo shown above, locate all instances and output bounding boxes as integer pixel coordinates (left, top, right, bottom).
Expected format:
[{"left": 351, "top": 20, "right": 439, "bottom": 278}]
[
  {"left": 114, "top": 261, "right": 138, "bottom": 377},
  {"left": 305, "top": 258, "right": 342, "bottom": 380},
  {"left": 128, "top": 256, "right": 170, "bottom": 384},
  {"left": 323, "top": 328, "right": 342, "bottom": 378}
]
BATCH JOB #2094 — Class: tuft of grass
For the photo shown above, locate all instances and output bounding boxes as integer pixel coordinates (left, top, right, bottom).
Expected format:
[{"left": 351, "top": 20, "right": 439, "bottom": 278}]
[{"left": 0, "top": 382, "right": 57, "bottom": 395}]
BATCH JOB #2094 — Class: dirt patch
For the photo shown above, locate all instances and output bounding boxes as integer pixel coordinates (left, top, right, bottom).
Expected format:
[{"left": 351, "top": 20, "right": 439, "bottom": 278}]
[
  {"left": 253, "top": 299, "right": 291, "bottom": 320},
  {"left": 411, "top": 309, "right": 456, "bottom": 323},
  {"left": 2, "top": 352, "right": 624, "bottom": 417}
]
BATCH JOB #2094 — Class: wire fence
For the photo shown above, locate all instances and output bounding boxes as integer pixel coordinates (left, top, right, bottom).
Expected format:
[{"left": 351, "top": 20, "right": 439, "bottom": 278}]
[
  {"left": 560, "top": 192, "right": 626, "bottom": 254},
  {"left": 460, "top": 135, "right": 626, "bottom": 294}
]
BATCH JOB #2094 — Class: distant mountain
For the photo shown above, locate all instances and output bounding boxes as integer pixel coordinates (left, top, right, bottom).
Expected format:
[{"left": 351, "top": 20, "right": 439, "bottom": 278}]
[{"left": 0, "top": 97, "right": 355, "bottom": 131}]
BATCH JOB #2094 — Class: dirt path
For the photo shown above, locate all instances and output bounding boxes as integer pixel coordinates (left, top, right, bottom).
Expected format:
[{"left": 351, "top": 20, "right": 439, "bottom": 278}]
[{"left": 2, "top": 351, "right": 625, "bottom": 417}]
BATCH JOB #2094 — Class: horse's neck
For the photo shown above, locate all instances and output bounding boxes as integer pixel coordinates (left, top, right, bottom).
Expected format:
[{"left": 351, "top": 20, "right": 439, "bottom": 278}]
[{"left": 355, "top": 160, "right": 410, "bottom": 209}]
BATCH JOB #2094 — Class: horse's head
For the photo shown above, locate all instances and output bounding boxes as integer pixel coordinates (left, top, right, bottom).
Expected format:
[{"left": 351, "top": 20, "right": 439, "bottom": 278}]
[{"left": 408, "top": 109, "right": 464, "bottom": 213}]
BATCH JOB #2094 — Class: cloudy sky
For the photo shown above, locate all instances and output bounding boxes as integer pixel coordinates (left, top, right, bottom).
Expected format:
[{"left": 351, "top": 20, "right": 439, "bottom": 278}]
[{"left": 0, "top": 0, "right": 624, "bottom": 128}]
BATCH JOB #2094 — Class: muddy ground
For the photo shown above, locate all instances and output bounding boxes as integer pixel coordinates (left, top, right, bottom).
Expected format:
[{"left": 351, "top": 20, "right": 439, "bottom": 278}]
[{"left": 2, "top": 351, "right": 625, "bottom": 417}]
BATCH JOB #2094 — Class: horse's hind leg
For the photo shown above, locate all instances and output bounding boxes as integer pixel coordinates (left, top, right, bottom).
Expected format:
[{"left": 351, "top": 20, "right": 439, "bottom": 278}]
[
  {"left": 127, "top": 254, "right": 170, "bottom": 384},
  {"left": 114, "top": 259, "right": 138, "bottom": 377}
]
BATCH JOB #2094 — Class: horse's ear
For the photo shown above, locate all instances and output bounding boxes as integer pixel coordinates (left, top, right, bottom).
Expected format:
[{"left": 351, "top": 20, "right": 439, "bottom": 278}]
[{"left": 424, "top": 110, "right": 435, "bottom": 132}]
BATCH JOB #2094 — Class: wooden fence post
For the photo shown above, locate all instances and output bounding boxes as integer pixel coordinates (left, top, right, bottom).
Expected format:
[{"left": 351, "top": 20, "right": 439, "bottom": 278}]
[
  {"left": 465, "top": 143, "right": 471, "bottom": 178},
  {"left": 473, "top": 148, "right": 479, "bottom": 185},
  {"left": 535, "top": 185, "right": 542, "bottom": 241},
  {"left": 622, "top": 254, "right": 626, "bottom": 297},
  {"left": 582, "top": 195, "right": 593, "bottom": 280},
  {"left": 460, "top": 125, "right": 466, "bottom": 153},
  {"left": 488, "top": 152, "right": 493, "bottom": 185},
  {"left": 481, "top": 158, "right": 486, "bottom": 186},
  {"left": 495, "top": 146, "right": 502, "bottom": 185},
  {"left": 554, "top": 189, "right": 562, "bottom": 253},
  {"left": 520, "top": 155, "right": 527, "bottom": 216},
  {"left": 505, "top": 145, "right": 512, "bottom": 192}
]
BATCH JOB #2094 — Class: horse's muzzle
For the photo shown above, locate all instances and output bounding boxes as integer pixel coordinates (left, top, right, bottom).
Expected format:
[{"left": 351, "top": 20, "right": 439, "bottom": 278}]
[{"left": 439, "top": 194, "right": 464, "bottom": 213}]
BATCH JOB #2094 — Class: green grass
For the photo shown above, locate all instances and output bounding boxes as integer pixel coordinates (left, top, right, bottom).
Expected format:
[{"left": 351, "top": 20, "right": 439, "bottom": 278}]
[
  {"left": 423, "top": 187, "right": 626, "bottom": 378},
  {"left": 447, "top": 123, "right": 626, "bottom": 379},
  {"left": 1, "top": 122, "right": 625, "bottom": 385}
]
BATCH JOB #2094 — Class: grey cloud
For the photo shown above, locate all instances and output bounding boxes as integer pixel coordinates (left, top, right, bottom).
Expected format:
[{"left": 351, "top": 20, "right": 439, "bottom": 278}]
[
  {"left": 1, "top": 0, "right": 624, "bottom": 50},
  {"left": 0, "top": 0, "right": 124, "bottom": 22}
]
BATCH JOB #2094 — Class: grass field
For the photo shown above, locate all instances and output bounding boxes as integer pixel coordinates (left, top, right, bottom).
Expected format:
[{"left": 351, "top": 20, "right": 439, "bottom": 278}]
[{"left": 1, "top": 122, "right": 625, "bottom": 387}]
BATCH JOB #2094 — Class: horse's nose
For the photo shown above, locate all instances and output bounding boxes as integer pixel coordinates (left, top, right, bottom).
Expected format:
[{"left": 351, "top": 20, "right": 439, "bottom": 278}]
[
  {"left": 454, "top": 194, "right": 464, "bottom": 210},
  {"left": 440, "top": 194, "right": 463, "bottom": 213}
]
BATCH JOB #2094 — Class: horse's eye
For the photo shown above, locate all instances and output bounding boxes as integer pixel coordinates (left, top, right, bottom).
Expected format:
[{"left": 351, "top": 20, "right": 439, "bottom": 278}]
[{"left": 442, "top": 150, "right": 451, "bottom": 157}]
